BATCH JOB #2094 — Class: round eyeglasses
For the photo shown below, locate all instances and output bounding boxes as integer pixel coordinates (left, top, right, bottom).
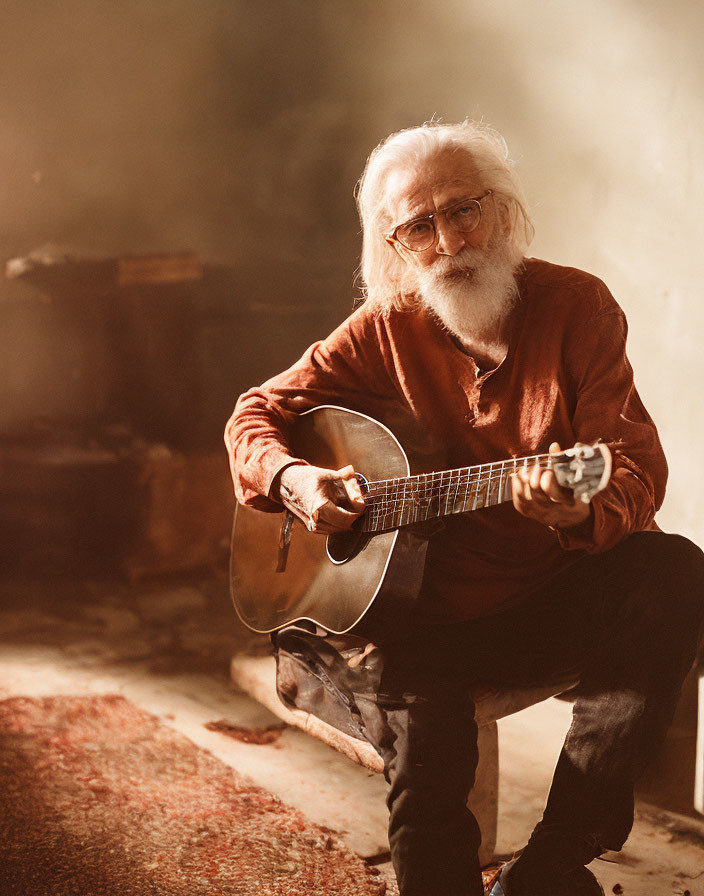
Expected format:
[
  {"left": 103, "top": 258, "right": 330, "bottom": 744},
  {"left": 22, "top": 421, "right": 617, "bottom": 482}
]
[{"left": 386, "top": 190, "right": 493, "bottom": 252}]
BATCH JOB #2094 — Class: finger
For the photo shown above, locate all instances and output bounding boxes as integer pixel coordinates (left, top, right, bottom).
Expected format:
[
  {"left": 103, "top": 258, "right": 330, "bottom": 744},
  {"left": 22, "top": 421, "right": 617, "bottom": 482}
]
[
  {"left": 336, "top": 467, "right": 365, "bottom": 506},
  {"left": 321, "top": 466, "right": 364, "bottom": 508},
  {"left": 513, "top": 467, "right": 530, "bottom": 498},
  {"left": 326, "top": 477, "right": 363, "bottom": 511},
  {"left": 324, "top": 464, "right": 357, "bottom": 483},
  {"left": 530, "top": 463, "right": 565, "bottom": 507},
  {"left": 512, "top": 486, "right": 527, "bottom": 515},
  {"left": 514, "top": 465, "right": 530, "bottom": 494},
  {"left": 540, "top": 468, "right": 573, "bottom": 504},
  {"left": 304, "top": 507, "right": 342, "bottom": 534},
  {"left": 285, "top": 504, "right": 316, "bottom": 529},
  {"left": 512, "top": 487, "right": 539, "bottom": 520},
  {"left": 511, "top": 471, "right": 530, "bottom": 509},
  {"left": 549, "top": 441, "right": 562, "bottom": 454},
  {"left": 343, "top": 478, "right": 365, "bottom": 507},
  {"left": 317, "top": 501, "right": 364, "bottom": 532},
  {"left": 510, "top": 473, "right": 520, "bottom": 509},
  {"left": 279, "top": 490, "right": 320, "bottom": 529}
]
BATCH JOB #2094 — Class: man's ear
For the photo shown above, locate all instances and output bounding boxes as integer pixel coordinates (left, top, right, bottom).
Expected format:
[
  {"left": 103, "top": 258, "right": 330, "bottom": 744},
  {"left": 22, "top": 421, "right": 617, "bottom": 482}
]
[{"left": 497, "top": 199, "right": 512, "bottom": 239}]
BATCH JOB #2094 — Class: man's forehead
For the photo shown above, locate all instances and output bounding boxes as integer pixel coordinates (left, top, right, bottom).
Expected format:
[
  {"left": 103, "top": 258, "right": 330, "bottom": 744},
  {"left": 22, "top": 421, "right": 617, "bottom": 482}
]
[{"left": 383, "top": 150, "right": 481, "bottom": 220}]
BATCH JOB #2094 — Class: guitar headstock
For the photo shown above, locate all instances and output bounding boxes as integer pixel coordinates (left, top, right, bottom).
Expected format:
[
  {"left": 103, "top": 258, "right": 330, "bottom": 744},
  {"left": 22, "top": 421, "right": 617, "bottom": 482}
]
[{"left": 551, "top": 441, "right": 612, "bottom": 503}]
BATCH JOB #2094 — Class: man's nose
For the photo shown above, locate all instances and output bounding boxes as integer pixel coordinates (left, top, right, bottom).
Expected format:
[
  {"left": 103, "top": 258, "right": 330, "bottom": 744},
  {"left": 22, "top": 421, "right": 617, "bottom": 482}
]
[{"left": 434, "top": 218, "right": 465, "bottom": 256}]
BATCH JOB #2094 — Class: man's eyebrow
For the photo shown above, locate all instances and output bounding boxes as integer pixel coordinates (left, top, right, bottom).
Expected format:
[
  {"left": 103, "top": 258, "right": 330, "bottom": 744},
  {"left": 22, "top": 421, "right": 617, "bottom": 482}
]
[
  {"left": 400, "top": 193, "right": 477, "bottom": 222},
  {"left": 401, "top": 206, "right": 432, "bottom": 222},
  {"left": 395, "top": 197, "right": 430, "bottom": 221}
]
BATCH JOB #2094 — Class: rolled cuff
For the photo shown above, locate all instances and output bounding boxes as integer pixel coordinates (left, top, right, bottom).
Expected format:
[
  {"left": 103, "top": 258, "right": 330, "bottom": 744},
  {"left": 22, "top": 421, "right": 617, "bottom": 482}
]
[
  {"left": 553, "top": 500, "right": 598, "bottom": 551},
  {"left": 235, "top": 447, "right": 309, "bottom": 512}
]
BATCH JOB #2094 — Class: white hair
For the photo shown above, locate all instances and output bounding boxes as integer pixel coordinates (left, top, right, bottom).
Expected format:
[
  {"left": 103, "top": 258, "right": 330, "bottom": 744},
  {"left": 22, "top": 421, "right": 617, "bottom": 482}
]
[{"left": 355, "top": 120, "right": 534, "bottom": 312}]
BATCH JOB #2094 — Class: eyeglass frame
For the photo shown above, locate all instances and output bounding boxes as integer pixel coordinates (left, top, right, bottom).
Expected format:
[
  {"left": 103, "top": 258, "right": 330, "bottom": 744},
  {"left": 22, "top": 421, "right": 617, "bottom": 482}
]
[{"left": 385, "top": 189, "right": 494, "bottom": 252}]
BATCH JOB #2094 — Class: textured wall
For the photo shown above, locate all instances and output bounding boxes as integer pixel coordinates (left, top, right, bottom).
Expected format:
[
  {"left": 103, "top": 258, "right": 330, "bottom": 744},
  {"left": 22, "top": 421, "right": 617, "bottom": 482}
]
[{"left": 1, "top": 0, "right": 701, "bottom": 542}]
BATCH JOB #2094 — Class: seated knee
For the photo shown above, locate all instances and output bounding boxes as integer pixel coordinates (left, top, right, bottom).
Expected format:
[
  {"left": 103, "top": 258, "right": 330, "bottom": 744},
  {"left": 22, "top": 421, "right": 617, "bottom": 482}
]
[
  {"left": 611, "top": 533, "right": 704, "bottom": 629},
  {"left": 625, "top": 532, "right": 703, "bottom": 580}
]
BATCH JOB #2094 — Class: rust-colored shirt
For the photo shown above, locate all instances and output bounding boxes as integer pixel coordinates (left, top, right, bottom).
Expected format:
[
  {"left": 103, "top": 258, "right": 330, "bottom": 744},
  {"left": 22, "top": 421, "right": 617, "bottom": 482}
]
[{"left": 225, "top": 258, "right": 667, "bottom": 622}]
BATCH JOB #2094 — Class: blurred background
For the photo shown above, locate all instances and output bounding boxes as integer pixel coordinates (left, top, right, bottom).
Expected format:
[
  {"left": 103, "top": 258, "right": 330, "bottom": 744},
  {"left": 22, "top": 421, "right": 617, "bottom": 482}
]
[{"left": 0, "top": 0, "right": 702, "bottom": 828}]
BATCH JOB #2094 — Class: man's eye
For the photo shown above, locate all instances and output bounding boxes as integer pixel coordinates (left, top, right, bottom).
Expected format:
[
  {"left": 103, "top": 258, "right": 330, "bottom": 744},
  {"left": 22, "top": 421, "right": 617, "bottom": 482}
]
[
  {"left": 406, "top": 220, "right": 432, "bottom": 237},
  {"left": 452, "top": 203, "right": 475, "bottom": 218}
]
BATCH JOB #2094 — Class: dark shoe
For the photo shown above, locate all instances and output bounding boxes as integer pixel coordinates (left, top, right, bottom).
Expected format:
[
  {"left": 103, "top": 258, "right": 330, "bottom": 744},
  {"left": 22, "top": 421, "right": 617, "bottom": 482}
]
[
  {"left": 483, "top": 824, "right": 605, "bottom": 895},
  {"left": 484, "top": 855, "right": 604, "bottom": 895}
]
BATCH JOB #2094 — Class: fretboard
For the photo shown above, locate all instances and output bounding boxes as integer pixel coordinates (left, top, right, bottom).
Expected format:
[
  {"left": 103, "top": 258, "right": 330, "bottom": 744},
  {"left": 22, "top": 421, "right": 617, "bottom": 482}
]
[{"left": 361, "top": 452, "right": 553, "bottom": 533}]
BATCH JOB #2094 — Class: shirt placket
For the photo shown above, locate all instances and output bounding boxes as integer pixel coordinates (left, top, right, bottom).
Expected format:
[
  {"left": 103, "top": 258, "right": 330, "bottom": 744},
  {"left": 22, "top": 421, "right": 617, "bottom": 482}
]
[{"left": 457, "top": 368, "right": 483, "bottom": 425}]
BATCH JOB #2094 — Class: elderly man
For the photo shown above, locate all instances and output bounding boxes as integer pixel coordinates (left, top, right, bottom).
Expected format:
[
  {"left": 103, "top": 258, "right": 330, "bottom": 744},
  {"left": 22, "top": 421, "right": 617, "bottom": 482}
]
[{"left": 225, "top": 121, "right": 704, "bottom": 896}]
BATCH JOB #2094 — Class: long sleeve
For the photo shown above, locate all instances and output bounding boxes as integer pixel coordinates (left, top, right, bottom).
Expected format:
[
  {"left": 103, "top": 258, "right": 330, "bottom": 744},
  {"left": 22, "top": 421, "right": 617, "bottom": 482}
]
[
  {"left": 224, "top": 306, "right": 402, "bottom": 511},
  {"left": 556, "top": 290, "right": 668, "bottom": 552}
]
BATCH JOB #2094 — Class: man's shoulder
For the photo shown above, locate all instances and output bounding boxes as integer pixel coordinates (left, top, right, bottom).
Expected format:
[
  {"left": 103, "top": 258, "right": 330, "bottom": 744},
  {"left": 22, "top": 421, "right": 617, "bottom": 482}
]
[
  {"left": 327, "top": 299, "right": 424, "bottom": 345},
  {"left": 317, "top": 301, "right": 384, "bottom": 350},
  {"left": 520, "top": 257, "right": 622, "bottom": 319}
]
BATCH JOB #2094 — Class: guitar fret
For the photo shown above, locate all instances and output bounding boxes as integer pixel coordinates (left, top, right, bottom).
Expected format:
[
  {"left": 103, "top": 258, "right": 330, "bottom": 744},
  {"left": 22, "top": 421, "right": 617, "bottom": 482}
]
[
  {"left": 454, "top": 469, "right": 461, "bottom": 514},
  {"left": 472, "top": 464, "right": 481, "bottom": 510}
]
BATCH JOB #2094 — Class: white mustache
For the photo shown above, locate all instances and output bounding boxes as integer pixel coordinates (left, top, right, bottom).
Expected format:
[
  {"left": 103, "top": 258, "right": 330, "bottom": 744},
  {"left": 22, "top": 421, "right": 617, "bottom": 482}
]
[{"left": 424, "top": 250, "right": 484, "bottom": 279}]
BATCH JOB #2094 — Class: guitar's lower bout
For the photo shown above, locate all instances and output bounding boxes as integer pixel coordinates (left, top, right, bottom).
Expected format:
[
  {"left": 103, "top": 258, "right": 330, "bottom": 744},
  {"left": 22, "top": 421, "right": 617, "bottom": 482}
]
[{"left": 230, "top": 406, "right": 420, "bottom": 634}]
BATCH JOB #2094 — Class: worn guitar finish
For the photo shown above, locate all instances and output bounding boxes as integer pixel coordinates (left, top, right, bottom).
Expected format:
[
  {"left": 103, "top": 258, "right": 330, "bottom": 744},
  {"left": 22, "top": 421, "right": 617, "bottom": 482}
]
[{"left": 230, "top": 405, "right": 611, "bottom": 634}]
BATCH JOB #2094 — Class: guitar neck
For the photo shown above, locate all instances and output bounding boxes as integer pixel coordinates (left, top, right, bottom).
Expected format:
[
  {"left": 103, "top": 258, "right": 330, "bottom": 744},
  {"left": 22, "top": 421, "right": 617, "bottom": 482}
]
[{"left": 361, "top": 452, "right": 553, "bottom": 533}]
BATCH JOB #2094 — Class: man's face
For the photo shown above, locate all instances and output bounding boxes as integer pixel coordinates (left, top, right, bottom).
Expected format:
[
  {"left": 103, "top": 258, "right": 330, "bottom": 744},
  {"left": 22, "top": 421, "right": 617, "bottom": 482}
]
[
  {"left": 382, "top": 148, "right": 518, "bottom": 344},
  {"left": 384, "top": 148, "right": 501, "bottom": 271}
]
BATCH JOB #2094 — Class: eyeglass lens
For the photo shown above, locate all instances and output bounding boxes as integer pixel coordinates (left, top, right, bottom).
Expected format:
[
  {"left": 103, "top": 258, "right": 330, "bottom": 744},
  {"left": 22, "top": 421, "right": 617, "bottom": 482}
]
[{"left": 396, "top": 198, "right": 482, "bottom": 251}]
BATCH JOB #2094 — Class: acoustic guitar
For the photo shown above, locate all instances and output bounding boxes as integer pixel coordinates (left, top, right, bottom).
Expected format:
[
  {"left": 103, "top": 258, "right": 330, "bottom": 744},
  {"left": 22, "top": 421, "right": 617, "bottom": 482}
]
[{"left": 230, "top": 405, "right": 611, "bottom": 634}]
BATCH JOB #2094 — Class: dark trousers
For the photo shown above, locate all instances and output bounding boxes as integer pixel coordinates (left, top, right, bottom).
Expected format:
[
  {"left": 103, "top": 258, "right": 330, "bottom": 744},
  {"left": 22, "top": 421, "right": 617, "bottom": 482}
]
[{"left": 355, "top": 532, "right": 704, "bottom": 896}]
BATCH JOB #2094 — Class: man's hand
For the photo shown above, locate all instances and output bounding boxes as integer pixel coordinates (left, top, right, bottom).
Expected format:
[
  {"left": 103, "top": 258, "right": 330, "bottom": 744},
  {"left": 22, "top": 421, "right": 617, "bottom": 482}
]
[
  {"left": 277, "top": 463, "right": 366, "bottom": 534},
  {"left": 511, "top": 442, "right": 593, "bottom": 532}
]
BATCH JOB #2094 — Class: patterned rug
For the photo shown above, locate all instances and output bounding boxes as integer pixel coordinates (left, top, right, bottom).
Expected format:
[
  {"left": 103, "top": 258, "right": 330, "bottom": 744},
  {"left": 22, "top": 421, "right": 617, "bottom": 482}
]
[{"left": 0, "top": 695, "right": 390, "bottom": 896}]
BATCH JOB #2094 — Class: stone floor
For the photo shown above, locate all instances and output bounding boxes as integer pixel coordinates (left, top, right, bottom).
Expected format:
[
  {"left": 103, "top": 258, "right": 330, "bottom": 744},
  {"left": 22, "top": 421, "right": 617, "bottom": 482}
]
[{"left": 0, "top": 572, "right": 702, "bottom": 894}]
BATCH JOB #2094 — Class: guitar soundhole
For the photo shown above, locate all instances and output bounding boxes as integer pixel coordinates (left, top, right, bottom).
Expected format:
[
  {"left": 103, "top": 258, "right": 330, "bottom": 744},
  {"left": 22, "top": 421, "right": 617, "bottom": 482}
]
[{"left": 326, "top": 527, "right": 369, "bottom": 565}]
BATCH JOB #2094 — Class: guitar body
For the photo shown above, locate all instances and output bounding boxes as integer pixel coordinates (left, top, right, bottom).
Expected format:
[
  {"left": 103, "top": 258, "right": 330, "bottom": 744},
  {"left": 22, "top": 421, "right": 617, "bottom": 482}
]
[
  {"left": 230, "top": 406, "right": 430, "bottom": 634},
  {"left": 231, "top": 405, "right": 611, "bottom": 635}
]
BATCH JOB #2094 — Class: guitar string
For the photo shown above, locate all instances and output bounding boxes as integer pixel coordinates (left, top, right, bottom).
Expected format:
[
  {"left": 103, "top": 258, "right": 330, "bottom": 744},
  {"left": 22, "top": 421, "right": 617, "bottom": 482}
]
[
  {"left": 363, "top": 452, "right": 554, "bottom": 493},
  {"left": 363, "top": 453, "right": 603, "bottom": 502},
  {"left": 362, "top": 441, "right": 613, "bottom": 496},
  {"left": 361, "top": 457, "right": 602, "bottom": 529},
  {"left": 365, "top": 464, "right": 591, "bottom": 498},
  {"left": 363, "top": 496, "right": 507, "bottom": 522},
  {"left": 364, "top": 460, "right": 558, "bottom": 503},
  {"left": 364, "top": 473, "right": 512, "bottom": 503},
  {"left": 364, "top": 482, "right": 507, "bottom": 499},
  {"left": 362, "top": 473, "right": 513, "bottom": 529},
  {"left": 365, "top": 469, "right": 534, "bottom": 498}
]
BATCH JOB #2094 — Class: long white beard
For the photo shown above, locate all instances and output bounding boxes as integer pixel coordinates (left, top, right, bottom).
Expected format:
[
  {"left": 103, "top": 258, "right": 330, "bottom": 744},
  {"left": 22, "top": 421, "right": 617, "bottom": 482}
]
[{"left": 416, "top": 240, "right": 520, "bottom": 345}]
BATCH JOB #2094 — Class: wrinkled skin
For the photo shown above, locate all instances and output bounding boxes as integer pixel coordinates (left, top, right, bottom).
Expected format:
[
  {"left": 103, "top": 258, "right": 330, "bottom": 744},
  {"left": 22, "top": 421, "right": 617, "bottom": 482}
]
[{"left": 277, "top": 463, "right": 365, "bottom": 534}]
